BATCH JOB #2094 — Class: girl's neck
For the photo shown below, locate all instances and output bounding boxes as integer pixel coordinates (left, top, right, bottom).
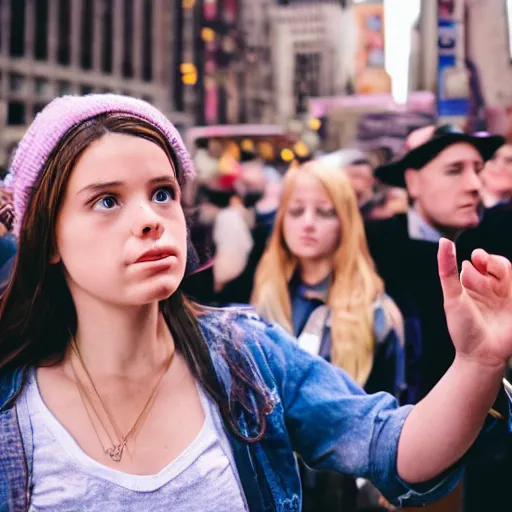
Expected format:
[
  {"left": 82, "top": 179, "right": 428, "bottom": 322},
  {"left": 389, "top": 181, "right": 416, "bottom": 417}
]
[
  {"left": 69, "top": 298, "right": 173, "bottom": 380},
  {"left": 299, "top": 259, "right": 332, "bottom": 286}
]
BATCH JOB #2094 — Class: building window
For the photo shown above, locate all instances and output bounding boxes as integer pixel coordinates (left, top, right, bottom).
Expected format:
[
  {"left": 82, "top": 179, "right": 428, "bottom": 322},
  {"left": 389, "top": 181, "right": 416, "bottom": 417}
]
[
  {"left": 102, "top": 0, "right": 113, "bottom": 73},
  {"left": 10, "top": 0, "right": 25, "bottom": 57},
  {"left": 7, "top": 101, "right": 26, "bottom": 125},
  {"left": 142, "top": 0, "right": 153, "bottom": 81},
  {"left": 35, "top": 0, "right": 49, "bottom": 60},
  {"left": 294, "top": 52, "right": 322, "bottom": 105},
  {"left": 33, "top": 102, "right": 47, "bottom": 117},
  {"left": 81, "top": 0, "right": 94, "bottom": 69},
  {"left": 80, "top": 84, "right": 94, "bottom": 95},
  {"left": 34, "top": 77, "right": 49, "bottom": 96},
  {"left": 58, "top": 81, "right": 72, "bottom": 96},
  {"left": 123, "top": 0, "right": 134, "bottom": 78},
  {"left": 57, "top": 0, "right": 71, "bottom": 65},
  {"left": 9, "top": 73, "right": 24, "bottom": 92}
]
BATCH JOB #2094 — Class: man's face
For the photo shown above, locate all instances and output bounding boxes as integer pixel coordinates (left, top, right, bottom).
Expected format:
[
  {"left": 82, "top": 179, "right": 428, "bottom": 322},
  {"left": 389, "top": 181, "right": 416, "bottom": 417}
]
[{"left": 405, "top": 142, "right": 483, "bottom": 231}]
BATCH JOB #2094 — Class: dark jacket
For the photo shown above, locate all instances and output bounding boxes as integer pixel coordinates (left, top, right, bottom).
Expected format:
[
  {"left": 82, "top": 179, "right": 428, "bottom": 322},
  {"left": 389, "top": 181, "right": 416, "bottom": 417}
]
[{"left": 365, "top": 214, "right": 454, "bottom": 403}]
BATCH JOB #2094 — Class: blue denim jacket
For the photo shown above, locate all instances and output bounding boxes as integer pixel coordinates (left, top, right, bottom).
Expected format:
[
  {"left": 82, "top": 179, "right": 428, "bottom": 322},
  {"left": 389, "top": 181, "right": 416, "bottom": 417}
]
[{"left": 0, "top": 308, "right": 462, "bottom": 511}]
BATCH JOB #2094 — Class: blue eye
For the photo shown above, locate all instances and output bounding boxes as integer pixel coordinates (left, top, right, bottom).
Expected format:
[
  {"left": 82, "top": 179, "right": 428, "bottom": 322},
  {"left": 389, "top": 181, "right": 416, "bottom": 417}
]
[
  {"left": 153, "top": 187, "right": 175, "bottom": 203},
  {"left": 93, "top": 195, "right": 119, "bottom": 211}
]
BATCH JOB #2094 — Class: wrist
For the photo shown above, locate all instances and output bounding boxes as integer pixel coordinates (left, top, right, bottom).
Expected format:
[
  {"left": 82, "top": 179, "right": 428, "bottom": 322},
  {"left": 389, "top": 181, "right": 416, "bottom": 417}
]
[{"left": 453, "top": 352, "right": 506, "bottom": 378}]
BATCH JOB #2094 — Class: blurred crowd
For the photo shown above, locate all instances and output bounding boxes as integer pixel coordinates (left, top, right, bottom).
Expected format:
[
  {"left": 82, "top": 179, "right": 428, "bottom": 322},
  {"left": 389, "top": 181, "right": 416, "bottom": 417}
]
[{"left": 2, "top": 120, "right": 512, "bottom": 511}]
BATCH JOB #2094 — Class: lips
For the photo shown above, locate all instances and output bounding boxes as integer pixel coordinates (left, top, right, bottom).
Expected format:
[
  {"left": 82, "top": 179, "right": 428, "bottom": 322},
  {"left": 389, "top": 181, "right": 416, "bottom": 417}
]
[
  {"left": 135, "top": 247, "right": 176, "bottom": 263},
  {"left": 299, "top": 236, "right": 318, "bottom": 244}
]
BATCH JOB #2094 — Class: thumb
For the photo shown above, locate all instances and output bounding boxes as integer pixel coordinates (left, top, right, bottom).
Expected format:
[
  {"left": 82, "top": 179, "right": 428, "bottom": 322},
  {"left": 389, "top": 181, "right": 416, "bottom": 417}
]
[{"left": 438, "top": 238, "right": 463, "bottom": 302}]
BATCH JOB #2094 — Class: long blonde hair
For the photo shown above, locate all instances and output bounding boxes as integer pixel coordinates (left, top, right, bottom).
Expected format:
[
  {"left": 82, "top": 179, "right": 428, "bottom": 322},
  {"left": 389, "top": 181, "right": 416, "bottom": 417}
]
[{"left": 251, "top": 161, "right": 384, "bottom": 385}]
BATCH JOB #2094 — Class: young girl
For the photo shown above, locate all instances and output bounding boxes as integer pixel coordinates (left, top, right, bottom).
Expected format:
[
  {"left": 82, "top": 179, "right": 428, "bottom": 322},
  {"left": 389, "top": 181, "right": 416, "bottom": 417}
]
[
  {"left": 0, "top": 94, "right": 511, "bottom": 512},
  {"left": 252, "top": 161, "right": 404, "bottom": 397},
  {"left": 251, "top": 161, "right": 405, "bottom": 510}
]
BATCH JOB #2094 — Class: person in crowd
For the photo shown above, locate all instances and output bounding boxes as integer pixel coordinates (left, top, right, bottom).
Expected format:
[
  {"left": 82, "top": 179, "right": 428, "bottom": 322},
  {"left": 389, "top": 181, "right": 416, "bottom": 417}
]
[
  {"left": 320, "top": 149, "right": 407, "bottom": 221},
  {"left": 456, "top": 141, "right": 512, "bottom": 266},
  {"left": 367, "top": 124, "right": 504, "bottom": 404},
  {"left": 1, "top": 94, "right": 512, "bottom": 512},
  {"left": 0, "top": 181, "right": 16, "bottom": 291},
  {"left": 479, "top": 142, "right": 512, "bottom": 208},
  {"left": 251, "top": 160, "right": 405, "bottom": 511},
  {"left": 183, "top": 148, "right": 271, "bottom": 306},
  {"left": 252, "top": 160, "right": 405, "bottom": 397}
]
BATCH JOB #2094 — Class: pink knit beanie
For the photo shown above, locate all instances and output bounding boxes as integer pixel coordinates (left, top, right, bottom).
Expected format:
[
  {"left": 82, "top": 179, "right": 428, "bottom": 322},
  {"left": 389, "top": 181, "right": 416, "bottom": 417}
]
[{"left": 10, "top": 94, "right": 196, "bottom": 236}]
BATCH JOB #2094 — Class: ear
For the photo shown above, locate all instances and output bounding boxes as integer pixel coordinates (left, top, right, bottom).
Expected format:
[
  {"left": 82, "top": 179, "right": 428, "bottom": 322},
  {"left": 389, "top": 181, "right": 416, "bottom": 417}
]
[
  {"left": 49, "top": 246, "right": 61, "bottom": 265},
  {"left": 404, "top": 168, "right": 420, "bottom": 200}
]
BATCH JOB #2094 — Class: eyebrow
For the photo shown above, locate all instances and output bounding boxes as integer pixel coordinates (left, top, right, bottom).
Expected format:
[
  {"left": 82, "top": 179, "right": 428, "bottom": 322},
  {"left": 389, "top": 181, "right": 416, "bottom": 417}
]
[
  {"left": 443, "top": 159, "right": 483, "bottom": 167},
  {"left": 78, "top": 175, "right": 177, "bottom": 195}
]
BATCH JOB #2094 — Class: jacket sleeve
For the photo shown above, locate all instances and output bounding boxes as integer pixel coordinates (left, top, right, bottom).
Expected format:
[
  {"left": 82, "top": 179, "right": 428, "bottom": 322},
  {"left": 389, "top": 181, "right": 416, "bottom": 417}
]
[{"left": 258, "top": 319, "right": 463, "bottom": 508}]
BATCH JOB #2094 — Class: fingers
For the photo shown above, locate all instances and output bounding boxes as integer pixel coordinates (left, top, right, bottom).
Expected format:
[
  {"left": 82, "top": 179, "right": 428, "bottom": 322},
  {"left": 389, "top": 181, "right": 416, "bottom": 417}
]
[
  {"left": 460, "top": 260, "right": 491, "bottom": 296},
  {"left": 487, "top": 254, "right": 512, "bottom": 297},
  {"left": 486, "top": 254, "right": 511, "bottom": 280},
  {"left": 470, "top": 249, "right": 490, "bottom": 275},
  {"left": 438, "top": 238, "right": 462, "bottom": 302},
  {"left": 462, "top": 250, "right": 512, "bottom": 298}
]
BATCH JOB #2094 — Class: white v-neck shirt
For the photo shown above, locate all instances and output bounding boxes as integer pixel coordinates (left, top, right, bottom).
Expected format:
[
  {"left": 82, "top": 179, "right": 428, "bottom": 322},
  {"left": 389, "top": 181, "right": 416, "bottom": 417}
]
[{"left": 17, "top": 369, "right": 248, "bottom": 511}]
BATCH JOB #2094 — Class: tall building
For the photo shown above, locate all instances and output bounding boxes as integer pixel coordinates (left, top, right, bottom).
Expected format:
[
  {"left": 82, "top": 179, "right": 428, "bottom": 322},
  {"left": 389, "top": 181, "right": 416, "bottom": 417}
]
[
  {"left": 237, "top": 0, "right": 275, "bottom": 124},
  {"left": 0, "top": 0, "right": 189, "bottom": 166},
  {"left": 238, "top": 0, "right": 353, "bottom": 126}
]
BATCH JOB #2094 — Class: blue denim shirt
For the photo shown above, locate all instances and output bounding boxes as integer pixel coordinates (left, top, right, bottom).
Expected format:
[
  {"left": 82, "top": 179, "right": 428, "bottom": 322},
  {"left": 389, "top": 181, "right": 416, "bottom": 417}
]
[{"left": 0, "top": 308, "right": 462, "bottom": 511}]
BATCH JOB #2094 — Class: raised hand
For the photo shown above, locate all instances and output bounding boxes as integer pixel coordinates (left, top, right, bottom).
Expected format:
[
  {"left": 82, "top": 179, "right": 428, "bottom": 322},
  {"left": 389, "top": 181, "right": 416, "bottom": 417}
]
[{"left": 438, "top": 238, "right": 512, "bottom": 369}]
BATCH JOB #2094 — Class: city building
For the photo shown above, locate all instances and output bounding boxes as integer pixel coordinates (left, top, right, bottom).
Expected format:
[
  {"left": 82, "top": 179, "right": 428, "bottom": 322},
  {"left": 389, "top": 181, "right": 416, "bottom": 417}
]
[
  {"left": 0, "top": 0, "right": 189, "bottom": 167},
  {"left": 237, "top": 0, "right": 363, "bottom": 126}
]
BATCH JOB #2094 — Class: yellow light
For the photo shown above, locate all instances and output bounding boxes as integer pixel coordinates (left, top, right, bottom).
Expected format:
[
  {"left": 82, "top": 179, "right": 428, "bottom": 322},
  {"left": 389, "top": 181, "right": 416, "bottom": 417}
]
[
  {"left": 182, "top": 0, "right": 195, "bottom": 8},
  {"left": 180, "top": 62, "right": 196, "bottom": 74},
  {"left": 182, "top": 72, "right": 198, "bottom": 85},
  {"left": 258, "top": 141, "right": 274, "bottom": 160},
  {"left": 293, "top": 141, "right": 309, "bottom": 158},
  {"left": 308, "top": 118, "right": 321, "bottom": 131},
  {"left": 240, "top": 139, "right": 255, "bottom": 152},
  {"left": 201, "top": 27, "right": 216, "bottom": 42},
  {"left": 281, "top": 148, "right": 294, "bottom": 162}
]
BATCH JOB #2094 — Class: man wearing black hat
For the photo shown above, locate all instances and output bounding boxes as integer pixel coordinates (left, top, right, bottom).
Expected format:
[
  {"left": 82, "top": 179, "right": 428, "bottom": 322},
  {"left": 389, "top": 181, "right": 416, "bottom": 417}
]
[{"left": 366, "top": 125, "right": 504, "bottom": 404}]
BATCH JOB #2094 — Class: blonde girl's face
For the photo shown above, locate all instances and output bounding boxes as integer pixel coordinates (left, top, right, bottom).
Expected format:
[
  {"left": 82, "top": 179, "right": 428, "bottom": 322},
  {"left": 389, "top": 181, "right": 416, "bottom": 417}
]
[{"left": 283, "top": 173, "right": 341, "bottom": 264}]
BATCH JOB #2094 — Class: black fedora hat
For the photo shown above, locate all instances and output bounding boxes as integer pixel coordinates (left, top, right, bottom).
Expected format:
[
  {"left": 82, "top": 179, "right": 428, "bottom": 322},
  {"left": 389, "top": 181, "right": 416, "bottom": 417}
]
[{"left": 374, "top": 125, "right": 505, "bottom": 188}]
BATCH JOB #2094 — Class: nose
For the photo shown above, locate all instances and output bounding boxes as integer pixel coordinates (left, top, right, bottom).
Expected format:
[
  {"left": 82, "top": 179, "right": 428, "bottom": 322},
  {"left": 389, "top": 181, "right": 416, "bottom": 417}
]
[
  {"left": 464, "top": 167, "right": 483, "bottom": 193},
  {"left": 301, "top": 208, "right": 316, "bottom": 230},
  {"left": 132, "top": 202, "right": 163, "bottom": 239}
]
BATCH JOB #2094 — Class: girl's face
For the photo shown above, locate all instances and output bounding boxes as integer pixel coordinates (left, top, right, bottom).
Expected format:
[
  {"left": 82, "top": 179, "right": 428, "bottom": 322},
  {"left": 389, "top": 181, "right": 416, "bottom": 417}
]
[
  {"left": 283, "top": 173, "right": 341, "bottom": 265},
  {"left": 54, "top": 133, "right": 187, "bottom": 308}
]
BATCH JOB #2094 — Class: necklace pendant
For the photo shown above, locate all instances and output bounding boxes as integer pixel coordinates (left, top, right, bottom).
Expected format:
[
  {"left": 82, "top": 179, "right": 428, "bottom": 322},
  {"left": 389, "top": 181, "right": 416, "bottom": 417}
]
[{"left": 106, "top": 444, "right": 124, "bottom": 462}]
